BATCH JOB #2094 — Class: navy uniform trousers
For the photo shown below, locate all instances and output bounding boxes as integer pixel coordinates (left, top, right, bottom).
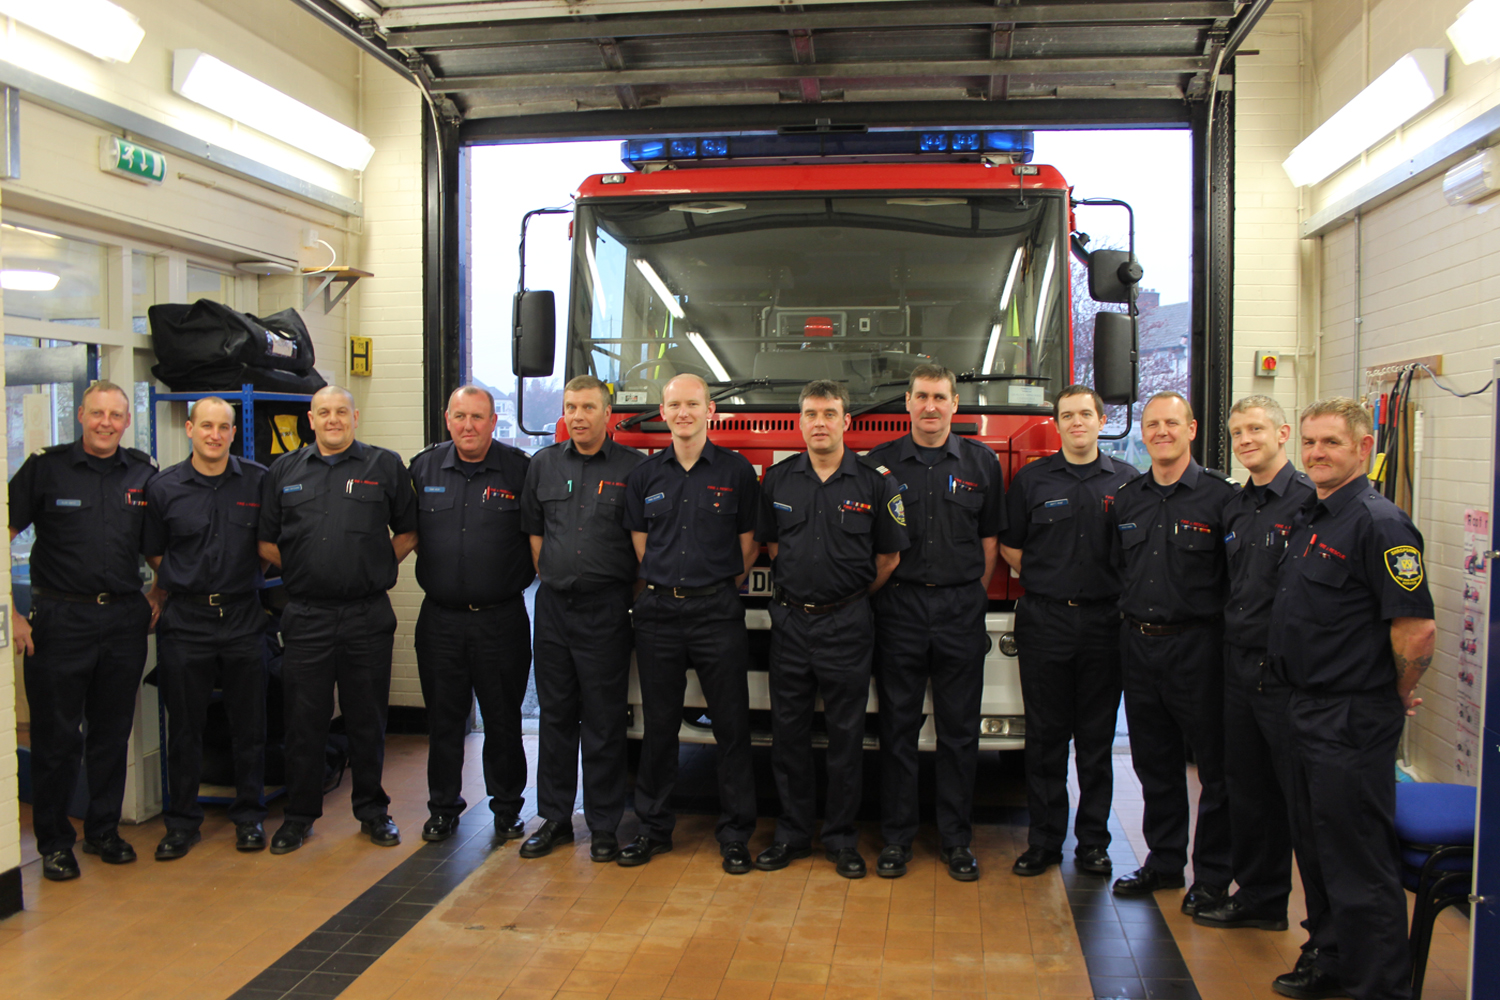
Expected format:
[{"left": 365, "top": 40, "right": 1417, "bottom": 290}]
[
  {"left": 1223, "top": 644, "right": 1313, "bottom": 924},
  {"left": 532, "top": 582, "right": 634, "bottom": 833},
  {"left": 874, "top": 581, "right": 987, "bottom": 849},
  {"left": 158, "top": 599, "right": 267, "bottom": 831},
  {"left": 24, "top": 594, "right": 150, "bottom": 855},
  {"left": 414, "top": 596, "right": 531, "bottom": 821},
  {"left": 769, "top": 596, "right": 875, "bottom": 850},
  {"left": 1288, "top": 690, "right": 1411, "bottom": 1000},
  {"left": 1014, "top": 596, "right": 1122, "bottom": 853},
  {"left": 281, "top": 594, "right": 398, "bottom": 826},
  {"left": 631, "top": 585, "right": 757, "bottom": 844},
  {"left": 1120, "top": 622, "right": 1232, "bottom": 886}
]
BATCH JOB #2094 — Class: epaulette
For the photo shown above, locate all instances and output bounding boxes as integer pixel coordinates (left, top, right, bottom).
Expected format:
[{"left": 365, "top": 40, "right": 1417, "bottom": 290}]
[
  {"left": 34, "top": 443, "right": 71, "bottom": 457},
  {"left": 125, "top": 447, "right": 158, "bottom": 469},
  {"left": 858, "top": 454, "right": 896, "bottom": 477},
  {"left": 411, "top": 441, "right": 446, "bottom": 460},
  {"left": 1361, "top": 490, "right": 1405, "bottom": 521},
  {"left": 1205, "top": 468, "right": 1238, "bottom": 486}
]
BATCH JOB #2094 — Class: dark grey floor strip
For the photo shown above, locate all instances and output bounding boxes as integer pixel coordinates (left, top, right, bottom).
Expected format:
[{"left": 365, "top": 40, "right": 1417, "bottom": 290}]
[
  {"left": 227, "top": 802, "right": 532, "bottom": 1000},
  {"left": 1061, "top": 811, "right": 1202, "bottom": 1000}
]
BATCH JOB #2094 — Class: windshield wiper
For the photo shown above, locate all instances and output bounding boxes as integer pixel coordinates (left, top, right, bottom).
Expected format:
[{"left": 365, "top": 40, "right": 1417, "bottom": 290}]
[
  {"left": 616, "top": 377, "right": 808, "bottom": 429},
  {"left": 848, "top": 372, "right": 1051, "bottom": 419}
]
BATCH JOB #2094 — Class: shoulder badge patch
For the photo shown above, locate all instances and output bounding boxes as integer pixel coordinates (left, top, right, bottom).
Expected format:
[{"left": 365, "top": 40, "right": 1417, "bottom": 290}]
[
  {"left": 1385, "top": 545, "right": 1424, "bottom": 591},
  {"left": 887, "top": 492, "right": 906, "bottom": 526}
]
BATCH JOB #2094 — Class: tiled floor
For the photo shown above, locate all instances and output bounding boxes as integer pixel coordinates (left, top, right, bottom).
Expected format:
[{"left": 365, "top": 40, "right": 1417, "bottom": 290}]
[{"left": 3, "top": 737, "right": 1475, "bottom": 1000}]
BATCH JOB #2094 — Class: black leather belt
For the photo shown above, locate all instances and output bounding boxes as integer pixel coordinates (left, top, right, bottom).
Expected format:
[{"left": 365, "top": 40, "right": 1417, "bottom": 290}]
[
  {"left": 32, "top": 587, "right": 138, "bottom": 605},
  {"left": 1032, "top": 594, "right": 1116, "bottom": 607},
  {"left": 172, "top": 592, "right": 255, "bottom": 607},
  {"left": 1126, "top": 617, "right": 1219, "bottom": 636},
  {"left": 646, "top": 581, "right": 729, "bottom": 598},
  {"left": 774, "top": 586, "right": 867, "bottom": 615},
  {"left": 432, "top": 598, "right": 515, "bottom": 612}
]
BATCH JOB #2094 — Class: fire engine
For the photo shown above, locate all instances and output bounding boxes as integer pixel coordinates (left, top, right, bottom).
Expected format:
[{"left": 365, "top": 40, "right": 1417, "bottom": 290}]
[{"left": 513, "top": 128, "right": 1142, "bottom": 752}]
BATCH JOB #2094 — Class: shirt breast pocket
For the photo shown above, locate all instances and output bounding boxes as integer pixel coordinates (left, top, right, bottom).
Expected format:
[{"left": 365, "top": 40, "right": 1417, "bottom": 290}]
[
  {"left": 946, "top": 489, "right": 984, "bottom": 519},
  {"left": 343, "top": 483, "right": 387, "bottom": 532},
  {"left": 773, "top": 504, "right": 808, "bottom": 532},
  {"left": 838, "top": 509, "right": 873, "bottom": 534},
  {"left": 1030, "top": 500, "right": 1073, "bottom": 525},
  {"left": 1299, "top": 554, "right": 1349, "bottom": 589},
  {"left": 45, "top": 493, "right": 93, "bottom": 516},
  {"left": 1224, "top": 532, "right": 1244, "bottom": 560},
  {"left": 1169, "top": 525, "right": 1216, "bottom": 552},
  {"left": 419, "top": 489, "right": 456, "bottom": 514},
  {"left": 171, "top": 514, "right": 211, "bottom": 544},
  {"left": 698, "top": 491, "right": 737, "bottom": 516},
  {"left": 594, "top": 484, "right": 627, "bottom": 520},
  {"left": 228, "top": 506, "right": 260, "bottom": 531},
  {"left": 1118, "top": 524, "right": 1148, "bottom": 551}
]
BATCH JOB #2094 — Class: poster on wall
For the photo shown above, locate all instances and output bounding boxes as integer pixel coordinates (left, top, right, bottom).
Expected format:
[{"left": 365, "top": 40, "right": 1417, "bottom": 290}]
[{"left": 1457, "top": 509, "right": 1490, "bottom": 778}]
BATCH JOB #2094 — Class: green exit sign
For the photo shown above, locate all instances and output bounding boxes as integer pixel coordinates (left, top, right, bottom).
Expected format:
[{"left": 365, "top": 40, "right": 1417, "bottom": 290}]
[{"left": 99, "top": 135, "right": 166, "bottom": 184}]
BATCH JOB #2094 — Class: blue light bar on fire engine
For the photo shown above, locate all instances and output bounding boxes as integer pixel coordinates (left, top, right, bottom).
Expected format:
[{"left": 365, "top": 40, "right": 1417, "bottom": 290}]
[{"left": 620, "top": 129, "right": 1035, "bottom": 169}]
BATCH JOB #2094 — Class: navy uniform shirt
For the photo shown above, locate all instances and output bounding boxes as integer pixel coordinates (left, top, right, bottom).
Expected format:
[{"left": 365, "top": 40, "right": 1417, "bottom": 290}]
[
  {"left": 757, "top": 449, "right": 909, "bottom": 604},
  {"left": 143, "top": 455, "right": 267, "bottom": 594},
  {"left": 1222, "top": 461, "right": 1315, "bottom": 650},
  {"left": 520, "top": 437, "right": 646, "bottom": 592},
  {"left": 408, "top": 440, "right": 534, "bottom": 607},
  {"left": 10, "top": 440, "right": 156, "bottom": 594},
  {"left": 258, "top": 440, "right": 418, "bottom": 602},
  {"left": 623, "top": 440, "right": 759, "bottom": 588},
  {"left": 1268, "top": 476, "right": 1434, "bottom": 694},
  {"left": 1001, "top": 450, "right": 1139, "bottom": 601},
  {"left": 1111, "top": 461, "right": 1238, "bottom": 624},
  {"left": 865, "top": 433, "right": 1004, "bottom": 586}
]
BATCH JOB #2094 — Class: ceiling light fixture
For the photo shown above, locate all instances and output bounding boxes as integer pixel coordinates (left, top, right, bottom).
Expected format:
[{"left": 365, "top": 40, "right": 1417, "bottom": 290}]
[
  {"left": 1282, "top": 49, "right": 1448, "bottom": 187},
  {"left": 686, "top": 331, "right": 731, "bottom": 382},
  {"left": 172, "top": 50, "right": 376, "bottom": 171},
  {"left": 1, "top": 269, "right": 60, "bottom": 291},
  {"left": 1443, "top": 148, "right": 1500, "bottom": 205},
  {"left": 1448, "top": 0, "right": 1500, "bottom": 64},
  {"left": 633, "top": 259, "right": 685, "bottom": 319},
  {"left": 0, "top": 0, "right": 145, "bottom": 62}
]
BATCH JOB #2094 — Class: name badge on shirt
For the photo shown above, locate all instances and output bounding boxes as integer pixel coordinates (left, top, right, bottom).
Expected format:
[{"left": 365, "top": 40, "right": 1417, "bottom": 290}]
[
  {"left": 283, "top": 484, "right": 302, "bottom": 493},
  {"left": 1224, "top": 531, "right": 1236, "bottom": 544},
  {"left": 424, "top": 486, "right": 446, "bottom": 493},
  {"left": 55, "top": 498, "right": 81, "bottom": 507},
  {"left": 1118, "top": 522, "right": 1137, "bottom": 531},
  {"left": 773, "top": 502, "right": 793, "bottom": 512},
  {"left": 1044, "top": 499, "right": 1069, "bottom": 508},
  {"left": 645, "top": 492, "right": 666, "bottom": 504}
]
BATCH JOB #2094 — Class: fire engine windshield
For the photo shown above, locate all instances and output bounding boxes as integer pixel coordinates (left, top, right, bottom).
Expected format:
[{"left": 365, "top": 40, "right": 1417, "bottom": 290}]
[{"left": 566, "top": 191, "right": 1068, "bottom": 410}]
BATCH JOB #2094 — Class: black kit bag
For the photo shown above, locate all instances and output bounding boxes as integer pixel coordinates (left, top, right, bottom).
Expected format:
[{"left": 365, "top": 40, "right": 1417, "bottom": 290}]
[{"left": 148, "top": 300, "right": 321, "bottom": 391}]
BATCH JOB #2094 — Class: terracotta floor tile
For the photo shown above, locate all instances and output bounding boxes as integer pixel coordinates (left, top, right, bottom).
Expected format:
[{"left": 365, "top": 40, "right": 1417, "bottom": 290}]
[
  {"left": 769, "top": 983, "right": 826, "bottom": 1000},
  {"left": 666, "top": 974, "right": 726, "bottom": 999},
  {"left": 715, "top": 979, "right": 775, "bottom": 1000}
]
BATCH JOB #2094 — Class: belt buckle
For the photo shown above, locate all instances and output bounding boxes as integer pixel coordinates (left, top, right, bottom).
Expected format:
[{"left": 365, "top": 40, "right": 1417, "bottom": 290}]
[
  {"left": 468, "top": 604, "right": 482, "bottom": 612},
  {"left": 671, "top": 587, "right": 687, "bottom": 599},
  {"left": 94, "top": 592, "right": 110, "bottom": 604},
  {"left": 1068, "top": 599, "right": 1081, "bottom": 606},
  {"left": 208, "top": 593, "right": 223, "bottom": 607}
]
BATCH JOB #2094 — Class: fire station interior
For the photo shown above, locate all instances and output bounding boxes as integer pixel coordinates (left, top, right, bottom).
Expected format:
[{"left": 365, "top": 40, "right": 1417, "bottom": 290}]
[{"left": 0, "top": 1, "right": 1494, "bottom": 999}]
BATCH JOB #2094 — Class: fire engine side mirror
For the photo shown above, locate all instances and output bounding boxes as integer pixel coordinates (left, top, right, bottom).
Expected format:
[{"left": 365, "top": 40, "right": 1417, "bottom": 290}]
[
  {"left": 513, "top": 290, "right": 556, "bottom": 378},
  {"left": 1088, "top": 249, "right": 1143, "bottom": 304},
  {"left": 1094, "top": 311, "right": 1138, "bottom": 405}
]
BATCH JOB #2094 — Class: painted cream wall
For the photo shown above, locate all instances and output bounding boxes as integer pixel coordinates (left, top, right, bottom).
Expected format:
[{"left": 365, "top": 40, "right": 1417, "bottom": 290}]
[
  {"left": 0, "top": 195, "right": 15, "bottom": 878},
  {"left": 1251, "top": 0, "right": 1500, "bottom": 783},
  {"left": 354, "top": 58, "right": 427, "bottom": 706}
]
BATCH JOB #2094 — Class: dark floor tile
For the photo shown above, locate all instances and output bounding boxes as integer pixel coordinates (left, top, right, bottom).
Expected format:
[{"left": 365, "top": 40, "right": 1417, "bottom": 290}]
[
  {"left": 361, "top": 915, "right": 418, "bottom": 937},
  {"left": 1072, "top": 902, "right": 1120, "bottom": 924},
  {"left": 354, "top": 885, "right": 410, "bottom": 907},
  {"left": 1090, "top": 975, "right": 1150, "bottom": 999},
  {"left": 283, "top": 971, "right": 359, "bottom": 996},
  {"left": 1075, "top": 920, "right": 1128, "bottom": 943},
  {"left": 1113, "top": 901, "right": 1169, "bottom": 924},
  {"left": 374, "top": 867, "right": 428, "bottom": 887},
  {"left": 417, "top": 872, "right": 471, "bottom": 893},
  {"left": 338, "top": 898, "right": 394, "bottom": 919},
  {"left": 382, "top": 901, "right": 434, "bottom": 922},
  {"left": 1077, "top": 936, "right": 1135, "bottom": 958},
  {"left": 1121, "top": 919, "right": 1176, "bottom": 941},
  {"left": 317, "top": 951, "right": 379, "bottom": 976},
  {"left": 226, "top": 990, "right": 287, "bottom": 1000},
  {"left": 1068, "top": 886, "right": 1114, "bottom": 904},
  {"left": 397, "top": 856, "right": 445, "bottom": 874},
  {"left": 1085, "top": 955, "right": 1140, "bottom": 978},
  {"left": 318, "top": 913, "right": 374, "bottom": 935},
  {"left": 1134, "top": 957, "right": 1191, "bottom": 980},
  {"left": 338, "top": 933, "right": 401, "bottom": 956},
  {"left": 1143, "top": 979, "right": 1201, "bottom": 1000},
  {"left": 241, "top": 967, "right": 309, "bottom": 992},
  {"left": 398, "top": 885, "right": 454, "bottom": 905},
  {"left": 298, "top": 932, "right": 353, "bottom": 953},
  {"left": 270, "top": 949, "right": 332, "bottom": 972}
]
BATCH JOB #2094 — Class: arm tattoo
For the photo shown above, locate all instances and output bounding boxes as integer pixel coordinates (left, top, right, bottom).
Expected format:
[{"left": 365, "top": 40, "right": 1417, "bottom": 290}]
[{"left": 1394, "top": 651, "right": 1432, "bottom": 676}]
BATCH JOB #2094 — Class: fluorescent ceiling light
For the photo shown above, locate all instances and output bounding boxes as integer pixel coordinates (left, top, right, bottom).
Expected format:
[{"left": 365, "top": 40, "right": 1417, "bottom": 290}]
[
  {"left": 633, "top": 259, "right": 685, "bottom": 319},
  {"left": 1282, "top": 49, "right": 1447, "bottom": 187},
  {"left": 172, "top": 50, "right": 376, "bottom": 171},
  {"left": 1443, "top": 148, "right": 1500, "bottom": 205},
  {"left": 686, "top": 331, "right": 731, "bottom": 382},
  {"left": 1033, "top": 246, "right": 1056, "bottom": 342},
  {"left": 0, "top": 0, "right": 144, "bottom": 62},
  {"left": 1448, "top": 1, "right": 1500, "bottom": 64},
  {"left": 981, "top": 323, "right": 1004, "bottom": 375},
  {"left": 1, "top": 269, "right": 60, "bottom": 291},
  {"left": 998, "top": 247, "right": 1024, "bottom": 310}
]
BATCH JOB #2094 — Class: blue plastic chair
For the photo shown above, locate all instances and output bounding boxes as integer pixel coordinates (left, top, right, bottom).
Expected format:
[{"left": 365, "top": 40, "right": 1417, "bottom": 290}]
[{"left": 1394, "top": 782, "right": 1476, "bottom": 1000}]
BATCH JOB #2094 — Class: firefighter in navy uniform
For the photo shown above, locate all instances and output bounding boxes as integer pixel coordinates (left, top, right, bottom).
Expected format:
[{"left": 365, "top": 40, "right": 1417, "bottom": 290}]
[
  {"left": 407, "top": 386, "right": 534, "bottom": 845},
  {"left": 257, "top": 385, "right": 418, "bottom": 854},
  {"left": 1266, "top": 398, "right": 1434, "bottom": 1000},
  {"left": 143, "top": 397, "right": 270, "bottom": 859},
  {"left": 866, "top": 364, "right": 1001, "bottom": 882},
  {"left": 1193, "top": 396, "right": 1317, "bottom": 939},
  {"left": 756, "top": 379, "right": 907, "bottom": 880},
  {"left": 1107, "top": 391, "right": 1237, "bottom": 914},
  {"left": 623, "top": 373, "right": 761, "bottom": 875},
  {"left": 519, "top": 376, "right": 645, "bottom": 863},
  {"left": 1000, "top": 385, "right": 1138, "bottom": 879},
  {"left": 10, "top": 380, "right": 157, "bottom": 881}
]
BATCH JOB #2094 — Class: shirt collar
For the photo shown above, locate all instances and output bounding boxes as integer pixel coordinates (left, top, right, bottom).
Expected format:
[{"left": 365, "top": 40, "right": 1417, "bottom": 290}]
[
  {"left": 69, "top": 439, "right": 127, "bottom": 468},
  {"left": 440, "top": 439, "right": 507, "bottom": 472},
  {"left": 563, "top": 436, "right": 617, "bottom": 461},
  {"left": 666, "top": 438, "right": 717, "bottom": 470},
  {"left": 182, "top": 454, "right": 243, "bottom": 485},
  {"left": 311, "top": 438, "right": 366, "bottom": 466},
  {"left": 1260, "top": 460, "right": 1298, "bottom": 497},
  {"left": 895, "top": 432, "right": 962, "bottom": 463},
  {"left": 1316, "top": 474, "right": 1370, "bottom": 518}
]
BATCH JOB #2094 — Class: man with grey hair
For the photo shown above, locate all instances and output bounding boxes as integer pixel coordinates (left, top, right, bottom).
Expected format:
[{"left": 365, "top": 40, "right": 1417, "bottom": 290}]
[
  {"left": 258, "top": 385, "right": 419, "bottom": 854},
  {"left": 1265, "top": 397, "right": 1434, "bottom": 1000},
  {"left": 1194, "top": 396, "right": 1315, "bottom": 939},
  {"left": 408, "top": 385, "right": 535, "bottom": 845},
  {"left": 756, "top": 379, "right": 906, "bottom": 878}
]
